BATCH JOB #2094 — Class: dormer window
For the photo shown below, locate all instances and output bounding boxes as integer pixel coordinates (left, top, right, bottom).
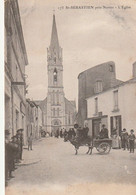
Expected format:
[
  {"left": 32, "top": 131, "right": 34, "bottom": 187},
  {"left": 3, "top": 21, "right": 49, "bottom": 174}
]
[{"left": 94, "top": 80, "right": 103, "bottom": 94}]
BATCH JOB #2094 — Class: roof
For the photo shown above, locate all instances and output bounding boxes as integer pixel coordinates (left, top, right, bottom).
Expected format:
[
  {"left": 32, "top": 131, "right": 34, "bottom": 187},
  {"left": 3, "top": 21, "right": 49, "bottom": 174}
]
[
  {"left": 65, "top": 97, "right": 77, "bottom": 112},
  {"left": 50, "top": 14, "right": 59, "bottom": 50},
  {"left": 86, "top": 77, "right": 136, "bottom": 100},
  {"left": 34, "top": 98, "right": 47, "bottom": 113},
  {"left": 78, "top": 61, "right": 115, "bottom": 79}
]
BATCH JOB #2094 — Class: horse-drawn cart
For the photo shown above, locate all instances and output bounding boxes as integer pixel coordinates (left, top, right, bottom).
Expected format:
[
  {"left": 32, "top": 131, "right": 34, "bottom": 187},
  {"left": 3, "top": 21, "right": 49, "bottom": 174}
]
[
  {"left": 68, "top": 136, "right": 112, "bottom": 155},
  {"left": 92, "top": 138, "right": 112, "bottom": 154},
  {"left": 68, "top": 124, "right": 112, "bottom": 155}
]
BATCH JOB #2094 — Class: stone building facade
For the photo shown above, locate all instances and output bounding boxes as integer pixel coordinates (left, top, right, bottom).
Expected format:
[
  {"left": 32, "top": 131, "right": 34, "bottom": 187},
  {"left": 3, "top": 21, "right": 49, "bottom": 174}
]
[
  {"left": 5, "top": 0, "right": 28, "bottom": 143},
  {"left": 37, "top": 15, "right": 76, "bottom": 134},
  {"left": 26, "top": 99, "right": 42, "bottom": 140}
]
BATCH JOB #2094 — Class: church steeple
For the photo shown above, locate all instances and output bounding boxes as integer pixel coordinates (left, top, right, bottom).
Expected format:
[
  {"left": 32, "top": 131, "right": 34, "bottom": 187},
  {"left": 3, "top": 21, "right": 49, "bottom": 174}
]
[
  {"left": 50, "top": 14, "right": 59, "bottom": 51},
  {"left": 47, "top": 14, "right": 62, "bottom": 66}
]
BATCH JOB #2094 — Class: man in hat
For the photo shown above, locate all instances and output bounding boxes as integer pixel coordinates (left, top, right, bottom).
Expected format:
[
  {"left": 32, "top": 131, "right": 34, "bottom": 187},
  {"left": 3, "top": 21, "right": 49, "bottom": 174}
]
[
  {"left": 16, "top": 129, "right": 24, "bottom": 160},
  {"left": 5, "top": 130, "right": 18, "bottom": 181},
  {"left": 121, "top": 128, "right": 129, "bottom": 150},
  {"left": 11, "top": 135, "right": 18, "bottom": 169},
  {"left": 128, "top": 129, "right": 135, "bottom": 153},
  {"left": 98, "top": 124, "right": 109, "bottom": 139}
]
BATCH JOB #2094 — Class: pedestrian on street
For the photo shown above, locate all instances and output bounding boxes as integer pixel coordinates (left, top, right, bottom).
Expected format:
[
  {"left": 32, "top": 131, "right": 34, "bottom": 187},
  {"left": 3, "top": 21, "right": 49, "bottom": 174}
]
[
  {"left": 56, "top": 129, "right": 59, "bottom": 138},
  {"left": 11, "top": 135, "right": 18, "bottom": 170},
  {"left": 16, "top": 132, "right": 22, "bottom": 163},
  {"left": 64, "top": 129, "right": 68, "bottom": 142},
  {"left": 128, "top": 129, "right": 135, "bottom": 153},
  {"left": 121, "top": 128, "right": 129, "bottom": 150},
  {"left": 111, "top": 128, "right": 121, "bottom": 149},
  {"left": 59, "top": 129, "right": 63, "bottom": 138},
  {"left": 16, "top": 129, "right": 24, "bottom": 160},
  {"left": 5, "top": 130, "right": 10, "bottom": 184},
  {"left": 28, "top": 133, "right": 33, "bottom": 150},
  {"left": 5, "top": 130, "right": 18, "bottom": 182}
]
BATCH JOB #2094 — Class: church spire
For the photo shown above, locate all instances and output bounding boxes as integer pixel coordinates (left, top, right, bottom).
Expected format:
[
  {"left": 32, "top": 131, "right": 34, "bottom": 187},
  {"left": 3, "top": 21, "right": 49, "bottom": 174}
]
[{"left": 50, "top": 14, "right": 59, "bottom": 50}]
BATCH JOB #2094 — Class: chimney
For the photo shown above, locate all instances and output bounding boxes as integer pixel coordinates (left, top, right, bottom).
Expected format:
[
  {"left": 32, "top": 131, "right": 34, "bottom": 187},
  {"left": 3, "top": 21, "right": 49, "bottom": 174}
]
[{"left": 132, "top": 62, "right": 136, "bottom": 78}]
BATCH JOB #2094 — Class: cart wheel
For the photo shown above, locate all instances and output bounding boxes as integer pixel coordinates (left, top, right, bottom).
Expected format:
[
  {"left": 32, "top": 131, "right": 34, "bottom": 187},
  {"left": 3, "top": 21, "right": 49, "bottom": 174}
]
[{"left": 96, "top": 142, "right": 111, "bottom": 154}]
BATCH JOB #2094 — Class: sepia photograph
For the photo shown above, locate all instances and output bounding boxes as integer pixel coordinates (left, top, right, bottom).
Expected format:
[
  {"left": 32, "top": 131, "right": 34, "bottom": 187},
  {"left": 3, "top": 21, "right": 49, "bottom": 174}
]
[{"left": 4, "top": 0, "right": 136, "bottom": 194}]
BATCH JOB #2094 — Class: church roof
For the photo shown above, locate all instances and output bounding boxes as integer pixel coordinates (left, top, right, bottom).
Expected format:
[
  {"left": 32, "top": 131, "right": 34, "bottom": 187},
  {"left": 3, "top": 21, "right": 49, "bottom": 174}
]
[
  {"left": 50, "top": 14, "right": 59, "bottom": 50},
  {"left": 34, "top": 98, "right": 47, "bottom": 113},
  {"left": 65, "top": 98, "right": 77, "bottom": 113}
]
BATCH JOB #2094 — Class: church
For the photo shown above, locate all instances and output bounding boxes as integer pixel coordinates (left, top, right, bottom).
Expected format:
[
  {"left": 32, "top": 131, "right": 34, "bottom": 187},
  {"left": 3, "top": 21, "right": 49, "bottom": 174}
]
[{"left": 35, "top": 14, "right": 76, "bottom": 134}]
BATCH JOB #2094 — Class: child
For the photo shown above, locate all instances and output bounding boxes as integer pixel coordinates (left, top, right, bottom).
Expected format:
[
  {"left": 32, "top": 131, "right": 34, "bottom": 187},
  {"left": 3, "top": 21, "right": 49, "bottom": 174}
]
[{"left": 128, "top": 129, "right": 135, "bottom": 153}]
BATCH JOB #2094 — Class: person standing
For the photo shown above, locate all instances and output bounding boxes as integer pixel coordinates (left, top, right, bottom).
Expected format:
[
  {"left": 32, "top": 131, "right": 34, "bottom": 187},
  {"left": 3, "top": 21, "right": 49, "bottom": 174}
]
[
  {"left": 28, "top": 133, "right": 33, "bottom": 151},
  {"left": 5, "top": 130, "right": 18, "bottom": 181},
  {"left": 20, "top": 129, "right": 24, "bottom": 160},
  {"left": 16, "top": 129, "right": 24, "bottom": 160},
  {"left": 11, "top": 136, "right": 18, "bottom": 170},
  {"left": 59, "top": 129, "right": 63, "bottom": 138},
  {"left": 83, "top": 125, "right": 89, "bottom": 139},
  {"left": 5, "top": 130, "right": 10, "bottom": 183},
  {"left": 16, "top": 133, "right": 21, "bottom": 163},
  {"left": 121, "top": 128, "right": 129, "bottom": 150},
  {"left": 128, "top": 129, "right": 135, "bottom": 153}
]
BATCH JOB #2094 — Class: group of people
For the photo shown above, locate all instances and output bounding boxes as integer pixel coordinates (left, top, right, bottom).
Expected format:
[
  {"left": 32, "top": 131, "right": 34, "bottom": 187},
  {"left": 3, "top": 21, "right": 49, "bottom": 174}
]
[
  {"left": 51, "top": 128, "right": 76, "bottom": 140},
  {"left": 63, "top": 128, "right": 76, "bottom": 141},
  {"left": 5, "top": 128, "right": 24, "bottom": 186},
  {"left": 120, "top": 128, "right": 135, "bottom": 153},
  {"left": 62, "top": 124, "right": 136, "bottom": 153}
]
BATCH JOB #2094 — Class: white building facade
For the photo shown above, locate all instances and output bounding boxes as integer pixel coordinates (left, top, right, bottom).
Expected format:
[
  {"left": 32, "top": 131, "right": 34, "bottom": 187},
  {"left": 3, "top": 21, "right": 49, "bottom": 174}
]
[{"left": 86, "top": 65, "right": 136, "bottom": 138}]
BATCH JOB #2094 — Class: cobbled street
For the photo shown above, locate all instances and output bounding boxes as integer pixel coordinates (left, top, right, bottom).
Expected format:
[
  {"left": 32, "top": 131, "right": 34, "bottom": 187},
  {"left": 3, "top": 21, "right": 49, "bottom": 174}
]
[{"left": 7, "top": 137, "right": 136, "bottom": 189}]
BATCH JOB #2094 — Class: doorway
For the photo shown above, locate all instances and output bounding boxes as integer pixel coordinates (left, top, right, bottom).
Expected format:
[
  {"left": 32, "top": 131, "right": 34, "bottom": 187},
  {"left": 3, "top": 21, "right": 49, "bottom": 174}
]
[{"left": 92, "top": 119, "right": 101, "bottom": 138}]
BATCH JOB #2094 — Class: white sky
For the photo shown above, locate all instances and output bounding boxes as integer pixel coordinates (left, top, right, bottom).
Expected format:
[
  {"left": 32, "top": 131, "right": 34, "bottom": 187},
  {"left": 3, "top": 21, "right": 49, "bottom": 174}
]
[{"left": 18, "top": 0, "right": 136, "bottom": 104}]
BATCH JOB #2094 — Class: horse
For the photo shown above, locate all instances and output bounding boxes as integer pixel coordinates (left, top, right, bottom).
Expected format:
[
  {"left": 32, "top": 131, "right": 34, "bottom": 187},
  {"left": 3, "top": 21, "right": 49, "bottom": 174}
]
[{"left": 68, "top": 135, "right": 93, "bottom": 155}]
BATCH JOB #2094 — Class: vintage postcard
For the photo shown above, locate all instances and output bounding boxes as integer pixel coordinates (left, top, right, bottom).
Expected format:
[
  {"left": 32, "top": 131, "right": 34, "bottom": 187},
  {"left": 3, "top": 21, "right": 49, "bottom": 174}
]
[{"left": 4, "top": 0, "right": 136, "bottom": 194}]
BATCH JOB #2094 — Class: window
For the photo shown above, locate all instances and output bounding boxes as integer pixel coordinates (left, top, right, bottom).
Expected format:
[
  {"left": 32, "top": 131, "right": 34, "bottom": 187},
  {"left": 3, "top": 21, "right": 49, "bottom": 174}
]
[
  {"left": 53, "top": 108, "right": 55, "bottom": 117},
  {"left": 95, "top": 97, "right": 98, "bottom": 114},
  {"left": 57, "top": 90, "right": 59, "bottom": 104},
  {"left": 53, "top": 68, "right": 57, "bottom": 82},
  {"left": 110, "top": 115, "right": 122, "bottom": 136},
  {"left": 109, "top": 65, "right": 114, "bottom": 72},
  {"left": 94, "top": 80, "right": 103, "bottom": 93},
  {"left": 57, "top": 108, "right": 59, "bottom": 117},
  {"left": 16, "top": 110, "right": 19, "bottom": 131},
  {"left": 113, "top": 90, "right": 119, "bottom": 111},
  {"left": 16, "top": 65, "right": 18, "bottom": 81},
  {"left": 52, "top": 91, "right": 55, "bottom": 104}
]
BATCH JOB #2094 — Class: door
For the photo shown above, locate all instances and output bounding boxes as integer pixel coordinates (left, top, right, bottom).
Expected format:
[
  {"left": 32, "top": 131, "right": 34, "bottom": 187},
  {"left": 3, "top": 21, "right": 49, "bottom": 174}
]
[
  {"left": 110, "top": 115, "right": 122, "bottom": 136},
  {"left": 92, "top": 119, "right": 101, "bottom": 138}
]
